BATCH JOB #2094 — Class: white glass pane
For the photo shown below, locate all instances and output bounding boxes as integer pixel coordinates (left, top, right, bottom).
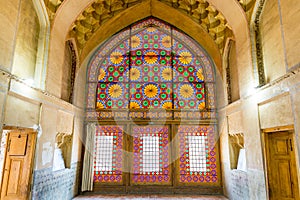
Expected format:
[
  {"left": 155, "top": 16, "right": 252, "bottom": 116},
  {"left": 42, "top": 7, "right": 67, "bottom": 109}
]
[
  {"left": 188, "top": 135, "right": 207, "bottom": 172},
  {"left": 95, "top": 135, "right": 113, "bottom": 171},
  {"left": 142, "top": 136, "right": 159, "bottom": 173}
]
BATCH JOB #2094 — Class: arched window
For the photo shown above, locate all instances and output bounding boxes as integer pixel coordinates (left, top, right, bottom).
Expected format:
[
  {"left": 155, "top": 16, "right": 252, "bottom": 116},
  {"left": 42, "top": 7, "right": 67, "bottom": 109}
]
[{"left": 85, "top": 18, "right": 220, "bottom": 192}]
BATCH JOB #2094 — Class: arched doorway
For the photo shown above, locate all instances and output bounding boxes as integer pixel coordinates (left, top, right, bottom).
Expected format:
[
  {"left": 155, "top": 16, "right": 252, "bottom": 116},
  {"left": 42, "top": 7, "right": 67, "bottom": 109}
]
[{"left": 84, "top": 17, "right": 221, "bottom": 194}]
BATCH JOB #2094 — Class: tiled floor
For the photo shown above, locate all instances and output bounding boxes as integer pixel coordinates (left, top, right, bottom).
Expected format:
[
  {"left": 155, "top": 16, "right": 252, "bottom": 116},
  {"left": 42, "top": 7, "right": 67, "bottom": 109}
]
[{"left": 73, "top": 195, "right": 228, "bottom": 200}]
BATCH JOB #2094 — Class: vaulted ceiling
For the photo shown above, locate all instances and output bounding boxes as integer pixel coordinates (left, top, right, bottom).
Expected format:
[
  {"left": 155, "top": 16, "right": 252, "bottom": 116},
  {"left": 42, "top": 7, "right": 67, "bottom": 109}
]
[{"left": 44, "top": 0, "right": 256, "bottom": 57}]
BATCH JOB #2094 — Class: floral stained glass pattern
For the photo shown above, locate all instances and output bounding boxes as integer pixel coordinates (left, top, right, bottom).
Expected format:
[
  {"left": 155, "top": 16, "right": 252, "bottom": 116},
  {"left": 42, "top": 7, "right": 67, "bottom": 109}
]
[
  {"left": 92, "top": 18, "right": 215, "bottom": 112},
  {"left": 93, "top": 126, "right": 123, "bottom": 183},
  {"left": 130, "top": 83, "right": 172, "bottom": 109},
  {"left": 132, "top": 126, "right": 171, "bottom": 184},
  {"left": 88, "top": 18, "right": 219, "bottom": 188},
  {"left": 173, "top": 83, "right": 205, "bottom": 109},
  {"left": 178, "top": 125, "right": 218, "bottom": 183},
  {"left": 97, "top": 83, "right": 129, "bottom": 109}
]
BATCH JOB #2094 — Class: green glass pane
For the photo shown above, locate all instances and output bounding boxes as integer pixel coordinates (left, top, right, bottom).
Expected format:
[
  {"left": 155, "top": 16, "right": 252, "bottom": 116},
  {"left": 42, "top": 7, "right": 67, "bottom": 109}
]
[
  {"left": 109, "top": 66, "right": 114, "bottom": 72},
  {"left": 189, "top": 77, "right": 194, "bottom": 82},
  {"left": 143, "top": 101, "right": 148, "bottom": 106}
]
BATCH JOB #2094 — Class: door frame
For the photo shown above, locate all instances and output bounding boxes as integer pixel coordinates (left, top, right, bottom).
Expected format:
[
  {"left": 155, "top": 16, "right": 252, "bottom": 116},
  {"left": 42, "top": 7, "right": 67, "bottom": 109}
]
[
  {"left": 0, "top": 126, "right": 37, "bottom": 200},
  {"left": 262, "top": 125, "right": 300, "bottom": 199},
  {"left": 87, "top": 120, "right": 222, "bottom": 194}
]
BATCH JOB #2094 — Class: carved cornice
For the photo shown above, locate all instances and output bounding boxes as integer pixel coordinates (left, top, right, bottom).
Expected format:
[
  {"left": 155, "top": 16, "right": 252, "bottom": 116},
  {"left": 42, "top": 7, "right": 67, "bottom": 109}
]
[
  {"left": 237, "top": 0, "right": 256, "bottom": 21},
  {"left": 42, "top": 0, "right": 257, "bottom": 59},
  {"left": 68, "top": 0, "right": 232, "bottom": 56},
  {"left": 43, "top": 0, "right": 65, "bottom": 21},
  {"left": 253, "top": 0, "right": 266, "bottom": 86}
]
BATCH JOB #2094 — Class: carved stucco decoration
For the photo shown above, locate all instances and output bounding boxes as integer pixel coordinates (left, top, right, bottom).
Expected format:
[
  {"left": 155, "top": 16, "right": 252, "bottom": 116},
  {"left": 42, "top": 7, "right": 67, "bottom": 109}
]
[
  {"left": 238, "top": 0, "right": 256, "bottom": 21},
  {"left": 69, "top": 0, "right": 232, "bottom": 55},
  {"left": 43, "top": 0, "right": 256, "bottom": 56},
  {"left": 44, "top": 0, "right": 65, "bottom": 21}
]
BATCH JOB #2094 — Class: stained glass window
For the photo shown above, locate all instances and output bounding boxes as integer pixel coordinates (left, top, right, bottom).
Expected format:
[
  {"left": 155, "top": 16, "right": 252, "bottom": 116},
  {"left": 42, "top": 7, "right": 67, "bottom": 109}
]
[
  {"left": 88, "top": 18, "right": 219, "bottom": 188},
  {"left": 87, "top": 17, "right": 216, "bottom": 120},
  {"left": 178, "top": 125, "right": 218, "bottom": 183},
  {"left": 93, "top": 126, "right": 123, "bottom": 183},
  {"left": 132, "top": 126, "right": 171, "bottom": 184}
]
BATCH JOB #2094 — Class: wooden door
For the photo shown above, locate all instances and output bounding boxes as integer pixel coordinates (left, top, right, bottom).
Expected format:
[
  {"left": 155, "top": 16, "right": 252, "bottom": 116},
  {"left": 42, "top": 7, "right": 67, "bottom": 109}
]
[
  {"left": 266, "top": 131, "right": 299, "bottom": 200},
  {"left": 0, "top": 130, "right": 36, "bottom": 200},
  {"left": 129, "top": 125, "right": 172, "bottom": 189}
]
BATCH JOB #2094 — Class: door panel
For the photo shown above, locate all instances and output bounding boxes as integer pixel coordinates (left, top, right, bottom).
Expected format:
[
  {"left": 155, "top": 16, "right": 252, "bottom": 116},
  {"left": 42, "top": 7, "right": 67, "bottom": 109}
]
[
  {"left": 0, "top": 130, "right": 36, "bottom": 200},
  {"left": 9, "top": 135, "right": 27, "bottom": 156},
  {"left": 130, "top": 125, "right": 171, "bottom": 185},
  {"left": 267, "top": 131, "right": 299, "bottom": 200},
  {"left": 6, "top": 159, "right": 22, "bottom": 195},
  {"left": 93, "top": 125, "right": 125, "bottom": 185},
  {"left": 175, "top": 125, "right": 220, "bottom": 186},
  {"left": 92, "top": 123, "right": 221, "bottom": 192}
]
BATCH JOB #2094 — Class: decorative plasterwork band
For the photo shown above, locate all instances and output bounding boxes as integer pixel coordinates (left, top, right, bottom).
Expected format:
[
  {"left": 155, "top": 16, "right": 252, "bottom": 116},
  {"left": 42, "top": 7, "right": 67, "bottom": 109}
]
[{"left": 253, "top": 0, "right": 266, "bottom": 86}]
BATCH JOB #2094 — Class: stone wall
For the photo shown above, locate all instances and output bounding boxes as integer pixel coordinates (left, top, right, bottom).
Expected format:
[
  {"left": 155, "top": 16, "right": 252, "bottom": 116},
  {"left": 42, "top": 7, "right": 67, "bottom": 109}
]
[{"left": 31, "top": 162, "right": 81, "bottom": 200}]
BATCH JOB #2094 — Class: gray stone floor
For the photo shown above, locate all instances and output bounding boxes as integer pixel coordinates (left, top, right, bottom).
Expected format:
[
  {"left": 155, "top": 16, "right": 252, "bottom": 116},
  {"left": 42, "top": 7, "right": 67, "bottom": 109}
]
[{"left": 73, "top": 195, "right": 228, "bottom": 200}]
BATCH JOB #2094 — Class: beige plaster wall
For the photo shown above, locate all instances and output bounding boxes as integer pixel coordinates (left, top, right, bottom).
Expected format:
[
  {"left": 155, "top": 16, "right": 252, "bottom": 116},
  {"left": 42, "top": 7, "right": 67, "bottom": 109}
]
[
  {"left": 228, "top": 42, "right": 240, "bottom": 102},
  {"left": 0, "top": 74, "right": 10, "bottom": 130},
  {"left": 57, "top": 110, "right": 74, "bottom": 133},
  {"left": 261, "top": 0, "right": 286, "bottom": 82},
  {"left": 4, "top": 95, "right": 40, "bottom": 128},
  {"left": 0, "top": 0, "right": 20, "bottom": 71},
  {"left": 259, "top": 94, "right": 294, "bottom": 129},
  {"left": 290, "top": 86, "right": 300, "bottom": 193},
  {"left": 37, "top": 104, "right": 57, "bottom": 169},
  {"left": 228, "top": 111, "right": 243, "bottom": 134},
  {"left": 61, "top": 43, "right": 72, "bottom": 102},
  {"left": 11, "top": 0, "right": 39, "bottom": 80},
  {"left": 280, "top": 0, "right": 300, "bottom": 69}
]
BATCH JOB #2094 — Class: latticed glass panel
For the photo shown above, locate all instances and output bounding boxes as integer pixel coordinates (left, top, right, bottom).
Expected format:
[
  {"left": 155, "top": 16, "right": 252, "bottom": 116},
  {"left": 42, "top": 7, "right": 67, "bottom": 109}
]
[
  {"left": 129, "top": 83, "right": 172, "bottom": 109},
  {"left": 93, "top": 126, "right": 123, "bottom": 183},
  {"left": 132, "top": 126, "right": 171, "bottom": 184},
  {"left": 178, "top": 125, "right": 218, "bottom": 183},
  {"left": 173, "top": 83, "right": 205, "bottom": 110},
  {"left": 96, "top": 83, "right": 129, "bottom": 109},
  {"left": 89, "top": 18, "right": 220, "bottom": 189},
  {"left": 91, "top": 17, "right": 216, "bottom": 113}
]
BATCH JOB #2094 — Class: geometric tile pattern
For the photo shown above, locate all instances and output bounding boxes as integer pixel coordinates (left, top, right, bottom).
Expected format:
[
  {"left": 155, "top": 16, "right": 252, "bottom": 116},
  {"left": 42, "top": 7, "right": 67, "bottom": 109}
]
[
  {"left": 178, "top": 125, "right": 218, "bottom": 183},
  {"left": 132, "top": 126, "right": 171, "bottom": 184},
  {"left": 91, "top": 18, "right": 216, "bottom": 115},
  {"left": 93, "top": 126, "right": 123, "bottom": 183}
]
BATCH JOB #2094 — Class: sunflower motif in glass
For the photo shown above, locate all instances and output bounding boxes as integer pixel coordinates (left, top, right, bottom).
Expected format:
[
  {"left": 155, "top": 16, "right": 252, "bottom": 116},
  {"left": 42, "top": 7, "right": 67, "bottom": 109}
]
[
  {"left": 143, "top": 84, "right": 159, "bottom": 98},
  {"left": 128, "top": 67, "right": 141, "bottom": 81},
  {"left": 161, "top": 35, "right": 172, "bottom": 49},
  {"left": 110, "top": 51, "right": 124, "bottom": 65},
  {"left": 161, "top": 67, "right": 173, "bottom": 81},
  {"left": 130, "top": 101, "right": 141, "bottom": 109},
  {"left": 98, "top": 68, "right": 106, "bottom": 81},
  {"left": 197, "top": 101, "right": 205, "bottom": 110},
  {"left": 162, "top": 101, "right": 173, "bottom": 109},
  {"left": 97, "top": 101, "right": 105, "bottom": 109},
  {"left": 146, "top": 26, "right": 157, "bottom": 33},
  {"left": 178, "top": 51, "right": 192, "bottom": 65},
  {"left": 108, "top": 84, "right": 123, "bottom": 99},
  {"left": 196, "top": 68, "right": 204, "bottom": 81},
  {"left": 179, "top": 84, "right": 194, "bottom": 99},
  {"left": 144, "top": 51, "right": 158, "bottom": 65},
  {"left": 131, "top": 35, "right": 141, "bottom": 49}
]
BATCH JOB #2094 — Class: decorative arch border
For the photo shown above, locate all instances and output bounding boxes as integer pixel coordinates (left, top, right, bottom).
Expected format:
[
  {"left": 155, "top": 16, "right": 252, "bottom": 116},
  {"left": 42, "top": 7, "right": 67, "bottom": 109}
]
[
  {"left": 47, "top": 0, "right": 252, "bottom": 99},
  {"left": 85, "top": 17, "right": 216, "bottom": 120}
]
